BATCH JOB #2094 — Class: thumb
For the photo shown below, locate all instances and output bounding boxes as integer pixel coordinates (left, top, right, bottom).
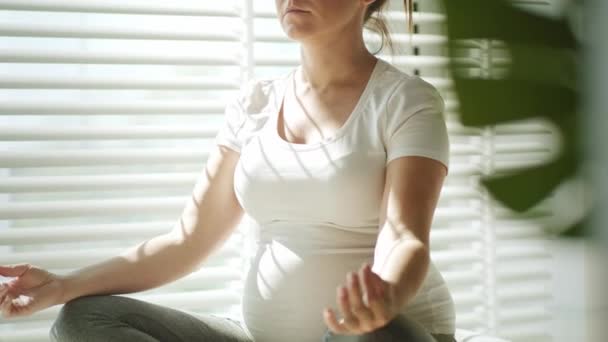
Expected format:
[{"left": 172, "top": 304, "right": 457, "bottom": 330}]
[
  {"left": 369, "top": 272, "right": 388, "bottom": 298},
  {"left": 1, "top": 285, "right": 41, "bottom": 318},
  {"left": 0, "top": 264, "right": 31, "bottom": 278}
]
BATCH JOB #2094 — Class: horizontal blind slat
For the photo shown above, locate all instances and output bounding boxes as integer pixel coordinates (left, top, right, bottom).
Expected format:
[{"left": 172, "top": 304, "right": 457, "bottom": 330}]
[
  {"left": 497, "top": 283, "right": 553, "bottom": 302},
  {"left": 1, "top": 248, "right": 242, "bottom": 269},
  {"left": 496, "top": 244, "right": 553, "bottom": 259},
  {"left": 0, "top": 126, "right": 220, "bottom": 140},
  {"left": 431, "top": 249, "right": 481, "bottom": 268},
  {"left": 0, "top": 49, "right": 239, "bottom": 65},
  {"left": 497, "top": 306, "right": 552, "bottom": 323},
  {"left": 0, "top": 22, "right": 240, "bottom": 41},
  {"left": 0, "top": 0, "right": 239, "bottom": 16},
  {"left": 0, "top": 100, "right": 225, "bottom": 115},
  {"left": 0, "top": 222, "right": 246, "bottom": 244},
  {"left": 0, "top": 149, "right": 209, "bottom": 167},
  {"left": 496, "top": 264, "right": 552, "bottom": 281},
  {"left": 0, "top": 196, "right": 209, "bottom": 219},
  {"left": 0, "top": 75, "right": 239, "bottom": 90},
  {"left": 0, "top": 174, "right": 200, "bottom": 192},
  {"left": 0, "top": 224, "right": 170, "bottom": 243},
  {"left": 383, "top": 11, "right": 446, "bottom": 23}
]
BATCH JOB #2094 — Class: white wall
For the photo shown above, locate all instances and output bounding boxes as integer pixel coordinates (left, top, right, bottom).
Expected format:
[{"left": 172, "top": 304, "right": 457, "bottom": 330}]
[{"left": 547, "top": 239, "right": 587, "bottom": 342}]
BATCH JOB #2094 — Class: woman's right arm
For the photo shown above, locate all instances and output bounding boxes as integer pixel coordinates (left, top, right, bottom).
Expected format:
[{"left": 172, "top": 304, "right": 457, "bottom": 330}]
[{"left": 58, "top": 145, "right": 244, "bottom": 303}]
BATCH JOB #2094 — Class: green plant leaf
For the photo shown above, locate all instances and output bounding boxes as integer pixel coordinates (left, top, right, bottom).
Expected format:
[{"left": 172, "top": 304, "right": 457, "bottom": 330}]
[
  {"left": 481, "top": 156, "right": 576, "bottom": 212},
  {"left": 454, "top": 77, "right": 577, "bottom": 127},
  {"left": 440, "top": 0, "right": 584, "bottom": 237},
  {"left": 441, "top": 0, "right": 577, "bottom": 48}
]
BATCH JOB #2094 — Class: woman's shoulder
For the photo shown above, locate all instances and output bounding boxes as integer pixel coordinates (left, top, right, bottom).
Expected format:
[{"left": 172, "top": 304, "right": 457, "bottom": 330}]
[
  {"left": 235, "top": 72, "right": 291, "bottom": 115},
  {"left": 375, "top": 61, "right": 445, "bottom": 113},
  {"left": 378, "top": 61, "right": 442, "bottom": 98},
  {"left": 215, "top": 72, "right": 291, "bottom": 152}
]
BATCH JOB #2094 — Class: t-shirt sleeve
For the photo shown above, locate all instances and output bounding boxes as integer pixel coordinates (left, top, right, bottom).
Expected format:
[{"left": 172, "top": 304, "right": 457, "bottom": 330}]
[
  {"left": 214, "top": 94, "right": 245, "bottom": 153},
  {"left": 383, "top": 77, "right": 450, "bottom": 175},
  {"left": 214, "top": 79, "right": 263, "bottom": 153}
]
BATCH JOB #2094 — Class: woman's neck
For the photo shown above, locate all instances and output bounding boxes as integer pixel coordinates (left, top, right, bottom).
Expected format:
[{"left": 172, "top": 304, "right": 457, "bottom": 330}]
[{"left": 298, "top": 32, "right": 377, "bottom": 91}]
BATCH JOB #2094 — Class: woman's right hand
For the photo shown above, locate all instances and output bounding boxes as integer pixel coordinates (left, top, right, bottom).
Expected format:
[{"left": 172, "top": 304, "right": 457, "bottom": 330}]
[{"left": 0, "top": 263, "right": 65, "bottom": 319}]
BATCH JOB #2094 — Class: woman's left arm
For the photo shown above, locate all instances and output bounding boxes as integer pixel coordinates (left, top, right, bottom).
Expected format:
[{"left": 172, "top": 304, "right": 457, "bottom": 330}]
[
  {"left": 372, "top": 154, "right": 447, "bottom": 307},
  {"left": 323, "top": 155, "right": 447, "bottom": 335}
]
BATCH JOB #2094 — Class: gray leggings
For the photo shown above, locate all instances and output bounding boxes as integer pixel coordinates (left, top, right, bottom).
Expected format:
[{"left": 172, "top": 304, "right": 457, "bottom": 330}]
[{"left": 50, "top": 295, "right": 456, "bottom": 342}]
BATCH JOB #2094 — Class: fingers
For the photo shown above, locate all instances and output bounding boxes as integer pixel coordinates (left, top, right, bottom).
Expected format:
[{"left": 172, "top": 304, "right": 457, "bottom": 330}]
[
  {"left": 346, "top": 273, "right": 364, "bottom": 311},
  {"left": 333, "top": 265, "right": 376, "bottom": 334},
  {"left": 348, "top": 270, "right": 374, "bottom": 323},
  {"left": 366, "top": 268, "right": 386, "bottom": 300},
  {"left": 0, "top": 282, "right": 28, "bottom": 319},
  {"left": 363, "top": 266, "right": 392, "bottom": 325},
  {"left": 336, "top": 285, "right": 359, "bottom": 331},
  {"left": 360, "top": 264, "right": 376, "bottom": 305},
  {"left": 0, "top": 283, "right": 7, "bottom": 309},
  {"left": 324, "top": 262, "right": 394, "bottom": 334},
  {"left": 361, "top": 264, "right": 384, "bottom": 306},
  {"left": 0, "top": 291, "right": 33, "bottom": 319},
  {"left": 1, "top": 289, "right": 15, "bottom": 318},
  {"left": 9, "top": 294, "right": 34, "bottom": 318},
  {"left": 0, "top": 263, "right": 31, "bottom": 277},
  {"left": 323, "top": 307, "right": 348, "bottom": 335},
  {"left": 0, "top": 282, "right": 17, "bottom": 318}
]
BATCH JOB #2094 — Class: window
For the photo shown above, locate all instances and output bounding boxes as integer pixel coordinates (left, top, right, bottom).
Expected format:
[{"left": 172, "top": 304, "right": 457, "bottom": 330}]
[{"left": 0, "top": 1, "right": 556, "bottom": 341}]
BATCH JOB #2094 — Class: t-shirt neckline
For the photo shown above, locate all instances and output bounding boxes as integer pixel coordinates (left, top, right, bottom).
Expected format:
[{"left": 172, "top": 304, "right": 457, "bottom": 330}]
[{"left": 268, "top": 58, "right": 386, "bottom": 151}]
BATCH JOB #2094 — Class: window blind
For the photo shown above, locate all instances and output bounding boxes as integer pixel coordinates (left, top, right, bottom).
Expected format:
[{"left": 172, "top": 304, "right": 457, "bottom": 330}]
[
  {"left": 0, "top": 1, "right": 247, "bottom": 341},
  {"left": 0, "top": 1, "right": 556, "bottom": 341},
  {"left": 423, "top": 0, "right": 556, "bottom": 340}
]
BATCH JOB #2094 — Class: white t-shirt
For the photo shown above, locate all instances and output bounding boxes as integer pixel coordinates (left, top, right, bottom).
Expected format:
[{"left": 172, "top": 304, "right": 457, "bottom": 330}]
[{"left": 214, "top": 58, "right": 455, "bottom": 342}]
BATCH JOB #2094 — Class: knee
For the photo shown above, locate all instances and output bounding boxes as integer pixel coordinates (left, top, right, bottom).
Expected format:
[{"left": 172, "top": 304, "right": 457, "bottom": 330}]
[
  {"left": 321, "top": 314, "right": 436, "bottom": 342},
  {"left": 49, "top": 295, "right": 112, "bottom": 341}
]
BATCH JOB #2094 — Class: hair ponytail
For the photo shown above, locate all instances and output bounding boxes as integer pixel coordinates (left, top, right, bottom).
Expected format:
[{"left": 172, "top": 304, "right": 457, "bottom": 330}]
[{"left": 364, "top": 0, "right": 414, "bottom": 56}]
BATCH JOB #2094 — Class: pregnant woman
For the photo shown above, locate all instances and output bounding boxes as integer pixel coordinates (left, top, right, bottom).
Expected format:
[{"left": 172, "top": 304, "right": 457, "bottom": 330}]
[{"left": 0, "top": 0, "right": 456, "bottom": 341}]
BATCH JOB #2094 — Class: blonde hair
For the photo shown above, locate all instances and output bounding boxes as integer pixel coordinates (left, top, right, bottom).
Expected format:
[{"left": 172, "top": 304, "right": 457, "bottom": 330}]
[{"left": 364, "top": 0, "right": 414, "bottom": 55}]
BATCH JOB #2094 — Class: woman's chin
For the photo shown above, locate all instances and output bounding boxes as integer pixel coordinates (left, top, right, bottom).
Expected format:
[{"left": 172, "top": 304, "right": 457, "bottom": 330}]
[{"left": 281, "top": 24, "right": 317, "bottom": 41}]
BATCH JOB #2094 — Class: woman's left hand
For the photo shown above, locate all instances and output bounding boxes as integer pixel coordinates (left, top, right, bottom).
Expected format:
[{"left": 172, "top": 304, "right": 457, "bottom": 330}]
[{"left": 322, "top": 262, "right": 401, "bottom": 335}]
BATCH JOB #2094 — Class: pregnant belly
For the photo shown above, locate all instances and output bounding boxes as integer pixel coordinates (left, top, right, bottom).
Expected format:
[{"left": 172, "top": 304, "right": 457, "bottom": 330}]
[{"left": 241, "top": 241, "right": 375, "bottom": 342}]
